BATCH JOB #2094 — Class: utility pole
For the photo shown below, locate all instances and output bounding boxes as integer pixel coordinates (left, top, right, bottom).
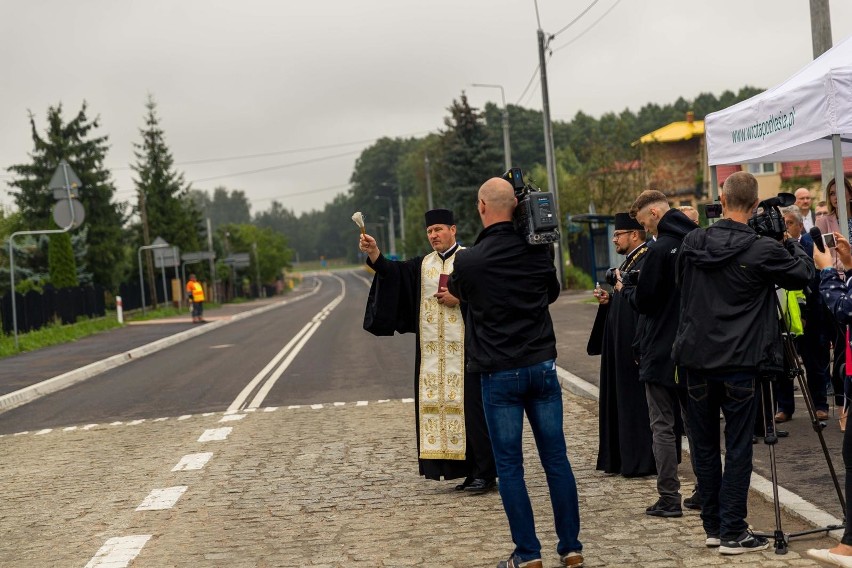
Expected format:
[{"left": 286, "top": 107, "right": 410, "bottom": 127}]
[
  {"left": 424, "top": 155, "right": 434, "bottom": 210},
  {"left": 206, "top": 217, "right": 216, "bottom": 303},
  {"left": 537, "top": 28, "right": 566, "bottom": 289},
  {"left": 397, "top": 192, "right": 406, "bottom": 259},
  {"left": 810, "top": 0, "right": 834, "bottom": 190},
  {"left": 138, "top": 190, "right": 158, "bottom": 309}
]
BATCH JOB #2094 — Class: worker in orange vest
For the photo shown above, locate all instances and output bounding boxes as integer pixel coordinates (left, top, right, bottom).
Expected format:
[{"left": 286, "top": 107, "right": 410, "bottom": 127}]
[{"left": 186, "top": 273, "right": 206, "bottom": 323}]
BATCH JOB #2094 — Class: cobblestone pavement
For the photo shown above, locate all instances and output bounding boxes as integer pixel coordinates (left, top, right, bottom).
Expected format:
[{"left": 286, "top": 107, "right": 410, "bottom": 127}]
[{"left": 0, "top": 391, "right": 833, "bottom": 567}]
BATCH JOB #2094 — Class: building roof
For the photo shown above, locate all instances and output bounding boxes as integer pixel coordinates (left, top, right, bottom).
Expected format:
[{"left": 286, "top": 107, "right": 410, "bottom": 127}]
[
  {"left": 780, "top": 158, "right": 852, "bottom": 180},
  {"left": 638, "top": 120, "right": 705, "bottom": 144}
]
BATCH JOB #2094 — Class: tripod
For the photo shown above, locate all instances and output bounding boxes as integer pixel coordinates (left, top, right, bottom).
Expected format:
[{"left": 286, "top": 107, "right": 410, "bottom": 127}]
[{"left": 753, "top": 303, "right": 846, "bottom": 554}]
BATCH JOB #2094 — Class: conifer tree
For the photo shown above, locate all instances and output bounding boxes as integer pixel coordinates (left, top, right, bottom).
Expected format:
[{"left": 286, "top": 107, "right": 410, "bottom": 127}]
[
  {"left": 48, "top": 232, "right": 78, "bottom": 288},
  {"left": 7, "top": 102, "right": 127, "bottom": 289}
]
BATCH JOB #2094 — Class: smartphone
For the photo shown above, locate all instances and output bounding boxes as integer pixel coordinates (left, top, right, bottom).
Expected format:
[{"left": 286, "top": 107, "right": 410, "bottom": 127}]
[
  {"left": 824, "top": 233, "right": 837, "bottom": 248},
  {"left": 438, "top": 273, "right": 449, "bottom": 293}
]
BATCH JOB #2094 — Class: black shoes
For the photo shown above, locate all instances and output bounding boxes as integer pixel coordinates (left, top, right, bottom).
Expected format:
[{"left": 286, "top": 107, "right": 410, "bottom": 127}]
[
  {"left": 645, "top": 499, "right": 683, "bottom": 518},
  {"left": 454, "top": 477, "right": 473, "bottom": 491},
  {"left": 466, "top": 478, "right": 497, "bottom": 493},
  {"left": 683, "top": 489, "right": 701, "bottom": 511},
  {"left": 719, "top": 530, "right": 770, "bottom": 555}
]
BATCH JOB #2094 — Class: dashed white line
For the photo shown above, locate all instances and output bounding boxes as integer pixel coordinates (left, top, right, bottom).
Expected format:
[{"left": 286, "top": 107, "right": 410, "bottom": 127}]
[
  {"left": 402, "top": 398, "right": 414, "bottom": 403},
  {"left": 128, "top": 419, "right": 145, "bottom": 426},
  {"left": 263, "top": 407, "right": 278, "bottom": 412},
  {"left": 109, "top": 421, "right": 123, "bottom": 426},
  {"left": 288, "top": 405, "right": 302, "bottom": 409},
  {"left": 35, "top": 428, "right": 52, "bottom": 435},
  {"left": 172, "top": 452, "right": 214, "bottom": 471},
  {"left": 311, "top": 404, "right": 323, "bottom": 410},
  {"left": 219, "top": 414, "right": 245, "bottom": 423},
  {"left": 177, "top": 415, "right": 192, "bottom": 421},
  {"left": 82, "top": 424, "right": 98, "bottom": 430},
  {"left": 356, "top": 401, "right": 368, "bottom": 406},
  {"left": 334, "top": 402, "right": 345, "bottom": 407},
  {"left": 85, "top": 535, "right": 151, "bottom": 568},
  {"left": 63, "top": 426, "right": 78, "bottom": 432},
  {"left": 198, "top": 427, "right": 232, "bottom": 442},
  {"left": 136, "top": 486, "right": 188, "bottom": 511}
]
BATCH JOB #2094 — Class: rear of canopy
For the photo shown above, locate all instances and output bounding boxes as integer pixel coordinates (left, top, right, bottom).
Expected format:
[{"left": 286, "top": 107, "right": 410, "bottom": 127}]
[{"left": 704, "top": 35, "right": 852, "bottom": 238}]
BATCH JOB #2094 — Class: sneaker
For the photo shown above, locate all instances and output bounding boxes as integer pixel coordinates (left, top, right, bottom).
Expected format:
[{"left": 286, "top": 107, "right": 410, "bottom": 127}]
[
  {"left": 560, "top": 551, "right": 584, "bottom": 567},
  {"left": 719, "top": 530, "right": 770, "bottom": 555},
  {"left": 705, "top": 535, "right": 721, "bottom": 548},
  {"left": 683, "top": 490, "right": 701, "bottom": 511},
  {"left": 496, "top": 555, "right": 543, "bottom": 568},
  {"left": 645, "top": 499, "right": 683, "bottom": 518},
  {"left": 806, "top": 548, "right": 852, "bottom": 567}
]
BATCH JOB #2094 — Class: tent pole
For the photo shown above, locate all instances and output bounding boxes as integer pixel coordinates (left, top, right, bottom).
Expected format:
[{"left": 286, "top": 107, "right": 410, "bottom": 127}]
[
  {"left": 710, "top": 166, "right": 719, "bottom": 202},
  {"left": 833, "top": 134, "right": 849, "bottom": 240}
]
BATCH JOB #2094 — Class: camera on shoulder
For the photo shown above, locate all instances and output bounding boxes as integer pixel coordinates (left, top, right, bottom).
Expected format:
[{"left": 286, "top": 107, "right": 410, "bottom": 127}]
[
  {"left": 501, "top": 167, "right": 560, "bottom": 245},
  {"left": 748, "top": 192, "right": 795, "bottom": 240}
]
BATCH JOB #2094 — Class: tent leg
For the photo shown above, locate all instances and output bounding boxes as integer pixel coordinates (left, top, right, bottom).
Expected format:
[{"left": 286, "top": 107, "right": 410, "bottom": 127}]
[{"left": 832, "top": 134, "right": 849, "bottom": 240}]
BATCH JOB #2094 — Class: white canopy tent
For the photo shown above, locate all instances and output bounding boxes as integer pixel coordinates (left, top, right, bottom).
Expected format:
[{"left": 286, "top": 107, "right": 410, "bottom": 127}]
[{"left": 704, "top": 34, "right": 852, "bottom": 237}]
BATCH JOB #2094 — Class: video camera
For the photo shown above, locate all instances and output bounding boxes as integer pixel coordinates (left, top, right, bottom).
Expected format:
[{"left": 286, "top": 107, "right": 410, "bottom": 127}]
[
  {"left": 748, "top": 192, "right": 795, "bottom": 240},
  {"left": 501, "top": 167, "right": 560, "bottom": 245},
  {"left": 605, "top": 267, "right": 640, "bottom": 287}
]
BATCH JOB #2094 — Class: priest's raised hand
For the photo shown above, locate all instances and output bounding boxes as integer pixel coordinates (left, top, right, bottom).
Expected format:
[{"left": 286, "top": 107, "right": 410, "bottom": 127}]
[{"left": 359, "top": 233, "right": 380, "bottom": 263}]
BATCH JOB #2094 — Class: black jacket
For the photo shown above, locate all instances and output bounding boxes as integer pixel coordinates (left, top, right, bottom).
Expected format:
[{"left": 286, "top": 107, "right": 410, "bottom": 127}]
[
  {"left": 672, "top": 219, "right": 814, "bottom": 374},
  {"left": 447, "top": 221, "right": 560, "bottom": 373},
  {"left": 630, "top": 208, "right": 697, "bottom": 387}
]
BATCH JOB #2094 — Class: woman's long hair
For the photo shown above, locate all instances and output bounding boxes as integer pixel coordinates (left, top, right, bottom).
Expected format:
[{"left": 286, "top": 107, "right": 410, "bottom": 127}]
[{"left": 826, "top": 177, "right": 852, "bottom": 216}]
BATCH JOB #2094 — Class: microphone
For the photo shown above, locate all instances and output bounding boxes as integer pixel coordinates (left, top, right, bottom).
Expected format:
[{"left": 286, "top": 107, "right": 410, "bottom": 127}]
[{"left": 810, "top": 226, "right": 825, "bottom": 253}]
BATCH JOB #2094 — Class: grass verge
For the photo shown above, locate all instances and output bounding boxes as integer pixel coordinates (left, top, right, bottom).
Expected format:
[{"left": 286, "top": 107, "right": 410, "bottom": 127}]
[{"left": 0, "top": 314, "right": 123, "bottom": 358}]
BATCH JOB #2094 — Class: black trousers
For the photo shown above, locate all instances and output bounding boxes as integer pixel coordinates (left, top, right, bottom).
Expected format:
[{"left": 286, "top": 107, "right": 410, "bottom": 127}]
[{"left": 465, "top": 371, "right": 496, "bottom": 480}]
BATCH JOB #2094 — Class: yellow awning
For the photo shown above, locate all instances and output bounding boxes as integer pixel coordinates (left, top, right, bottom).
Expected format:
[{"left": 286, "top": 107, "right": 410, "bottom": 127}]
[{"left": 638, "top": 120, "right": 705, "bottom": 144}]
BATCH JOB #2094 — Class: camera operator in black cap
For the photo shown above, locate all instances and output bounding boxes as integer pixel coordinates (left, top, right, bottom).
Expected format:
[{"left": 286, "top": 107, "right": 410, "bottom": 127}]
[
  {"left": 673, "top": 171, "right": 813, "bottom": 555},
  {"left": 588, "top": 213, "right": 655, "bottom": 478}
]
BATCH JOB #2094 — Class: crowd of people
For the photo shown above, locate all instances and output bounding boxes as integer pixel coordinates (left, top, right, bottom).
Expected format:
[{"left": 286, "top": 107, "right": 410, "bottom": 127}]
[{"left": 358, "top": 170, "right": 852, "bottom": 567}]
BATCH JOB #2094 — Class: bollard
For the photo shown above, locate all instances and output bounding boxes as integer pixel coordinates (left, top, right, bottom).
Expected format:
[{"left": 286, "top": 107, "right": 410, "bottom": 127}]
[{"left": 116, "top": 295, "right": 124, "bottom": 324}]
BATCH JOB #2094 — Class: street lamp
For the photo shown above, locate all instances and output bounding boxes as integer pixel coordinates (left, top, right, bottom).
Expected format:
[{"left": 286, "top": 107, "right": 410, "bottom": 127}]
[
  {"left": 472, "top": 83, "right": 512, "bottom": 170},
  {"left": 375, "top": 195, "right": 396, "bottom": 258},
  {"left": 138, "top": 243, "right": 169, "bottom": 315}
]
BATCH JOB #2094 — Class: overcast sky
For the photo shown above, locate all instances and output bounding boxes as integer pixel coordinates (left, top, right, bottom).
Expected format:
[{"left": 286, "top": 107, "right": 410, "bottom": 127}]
[{"left": 2, "top": 0, "right": 851, "bottom": 217}]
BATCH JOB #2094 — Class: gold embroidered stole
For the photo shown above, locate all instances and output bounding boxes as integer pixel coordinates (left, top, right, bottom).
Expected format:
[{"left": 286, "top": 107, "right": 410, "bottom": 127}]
[{"left": 418, "top": 249, "right": 465, "bottom": 460}]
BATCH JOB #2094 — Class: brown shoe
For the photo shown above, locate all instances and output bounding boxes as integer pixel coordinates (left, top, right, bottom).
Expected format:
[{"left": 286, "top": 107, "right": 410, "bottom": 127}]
[
  {"left": 816, "top": 410, "right": 830, "bottom": 421},
  {"left": 841, "top": 408, "right": 848, "bottom": 433},
  {"left": 774, "top": 411, "right": 790, "bottom": 423},
  {"left": 561, "top": 552, "right": 584, "bottom": 567}
]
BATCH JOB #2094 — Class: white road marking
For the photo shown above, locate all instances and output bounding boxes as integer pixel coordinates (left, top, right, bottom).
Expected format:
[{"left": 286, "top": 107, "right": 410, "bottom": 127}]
[
  {"left": 154, "top": 417, "right": 168, "bottom": 422},
  {"left": 356, "top": 401, "right": 368, "bottom": 406},
  {"left": 202, "top": 412, "right": 214, "bottom": 417},
  {"left": 172, "top": 452, "right": 214, "bottom": 471},
  {"left": 82, "top": 424, "right": 98, "bottom": 430},
  {"left": 227, "top": 274, "right": 346, "bottom": 413},
  {"left": 109, "top": 421, "right": 123, "bottom": 426},
  {"left": 85, "top": 535, "right": 151, "bottom": 568},
  {"left": 198, "top": 427, "right": 232, "bottom": 442},
  {"left": 378, "top": 399, "right": 390, "bottom": 403},
  {"left": 13, "top": 431, "right": 28, "bottom": 436},
  {"left": 136, "top": 486, "right": 188, "bottom": 511},
  {"left": 219, "top": 414, "right": 245, "bottom": 423},
  {"left": 264, "top": 407, "right": 278, "bottom": 412},
  {"left": 177, "top": 415, "right": 192, "bottom": 420},
  {"left": 35, "top": 428, "right": 52, "bottom": 435},
  {"left": 402, "top": 398, "right": 414, "bottom": 403},
  {"left": 63, "top": 426, "right": 78, "bottom": 432},
  {"left": 288, "top": 405, "right": 302, "bottom": 409},
  {"left": 334, "top": 402, "right": 345, "bottom": 407},
  {"left": 210, "top": 344, "right": 234, "bottom": 349},
  {"left": 128, "top": 419, "right": 145, "bottom": 426},
  {"left": 311, "top": 404, "right": 323, "bottom": 410}
]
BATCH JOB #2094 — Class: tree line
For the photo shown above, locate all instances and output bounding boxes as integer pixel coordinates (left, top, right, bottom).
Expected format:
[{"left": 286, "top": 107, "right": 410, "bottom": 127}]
[{"left": 0, "top": 86, "right": 762, "bottom": 297}]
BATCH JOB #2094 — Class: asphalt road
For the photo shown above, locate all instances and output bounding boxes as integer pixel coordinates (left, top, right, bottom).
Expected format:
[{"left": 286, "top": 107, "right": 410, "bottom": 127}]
[{"left": 0, "top": 272, "right": 415, "bottom": 433}]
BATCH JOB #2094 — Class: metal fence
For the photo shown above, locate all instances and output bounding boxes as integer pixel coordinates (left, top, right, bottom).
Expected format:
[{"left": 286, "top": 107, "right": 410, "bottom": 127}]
[{"left": 0, "top": 285, "right": 106, "bottom": 334}]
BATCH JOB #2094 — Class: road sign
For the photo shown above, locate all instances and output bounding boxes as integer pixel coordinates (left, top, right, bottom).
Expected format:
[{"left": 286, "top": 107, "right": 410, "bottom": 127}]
[
  {"left": 182, "top": 251, "right": 216, "bottom": 262},
  {"left": 52, "top": 198, "right": 85, "bottom": 229},
  {"left": 224, "top": 253, "right": 250, "bottom": 269},
  {"left": 154, "top": 246, "right": 180, "bottom": 268}
]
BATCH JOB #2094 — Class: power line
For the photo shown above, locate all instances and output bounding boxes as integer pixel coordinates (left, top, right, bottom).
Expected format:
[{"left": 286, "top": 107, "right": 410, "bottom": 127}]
[
  {"left": 553, "top": 0, "right": 623, "bottom": 52},
  {"left": 550, "top": 0, "right": 601, "bottom": 39},
  {"left": 189, "top": 150, "right": 362, "bottom": 184},
  {"left": 533, "top": 0, "right": 543, "bottom": 29},
  {"left": 515, "top": 63, "right": 541, "bottom": 106},
  {"left": 249, "top": 183, "right": 349, "bottom": 204}
]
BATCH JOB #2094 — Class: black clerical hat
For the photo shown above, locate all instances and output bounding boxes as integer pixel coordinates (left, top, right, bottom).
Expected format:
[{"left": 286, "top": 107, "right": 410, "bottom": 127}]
[
  {"left": 614, "top": 212, "right": 643, "bottom": 231},
  {"left": 424, "top": 208, "right": 454, "bottom": 227}
]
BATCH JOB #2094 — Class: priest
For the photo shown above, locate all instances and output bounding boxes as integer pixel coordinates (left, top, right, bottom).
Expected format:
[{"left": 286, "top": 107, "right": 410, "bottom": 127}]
[
  {"left": 360, "top": 208, "right": 496, "bottom": 492},
  {"left": 588, "top": 212, "right": 656, "bottom": 478}
]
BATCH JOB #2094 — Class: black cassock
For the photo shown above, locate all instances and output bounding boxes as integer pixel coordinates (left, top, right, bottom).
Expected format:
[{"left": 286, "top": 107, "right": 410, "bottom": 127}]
[
  {"left": 588, "top": 244, "right": 656, "bottom": 477},
  {"left": 364, "top": 253, "right": 493, "bottom": 482}
]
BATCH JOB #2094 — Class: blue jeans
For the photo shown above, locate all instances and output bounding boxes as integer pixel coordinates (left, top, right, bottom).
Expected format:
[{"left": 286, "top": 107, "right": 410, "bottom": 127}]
[
  {"left": 687, "top": 371, "right": 757, "bottom": 541},
  {"left": 482, "top": 360, "right": 582, "bottom": 561}
]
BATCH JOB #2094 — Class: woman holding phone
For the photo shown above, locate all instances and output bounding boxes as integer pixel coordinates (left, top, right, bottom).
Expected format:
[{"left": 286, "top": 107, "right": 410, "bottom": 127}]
[{"left": 816, "top": 177, "right": 852, "bottom": 433}]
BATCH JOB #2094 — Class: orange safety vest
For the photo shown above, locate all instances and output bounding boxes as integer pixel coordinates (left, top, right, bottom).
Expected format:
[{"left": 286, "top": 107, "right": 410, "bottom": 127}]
[{"left": 186, "top": 281, "right": 205, "bottom": 302}]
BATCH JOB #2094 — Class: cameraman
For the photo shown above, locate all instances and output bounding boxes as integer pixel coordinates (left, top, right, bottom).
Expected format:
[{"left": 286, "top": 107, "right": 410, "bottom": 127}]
[
  {"left": 673, "top": 172, "right": 813, "bottom": 555},
  {"left": 448, "top": 177, "right": 583, "bottom": 568}
]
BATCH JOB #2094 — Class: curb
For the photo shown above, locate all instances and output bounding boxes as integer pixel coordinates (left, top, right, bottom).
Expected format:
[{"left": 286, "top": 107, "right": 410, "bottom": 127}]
[
  {"left": 555, "top": 365, "right": 844, "bottom": 543},
  {"left": 0, "top": 283, "right": 321, "bottom": 415}
]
